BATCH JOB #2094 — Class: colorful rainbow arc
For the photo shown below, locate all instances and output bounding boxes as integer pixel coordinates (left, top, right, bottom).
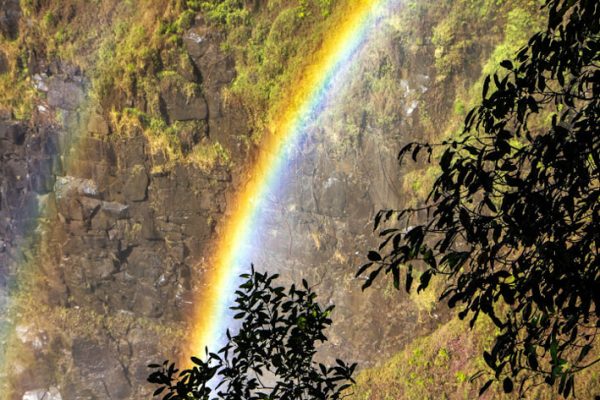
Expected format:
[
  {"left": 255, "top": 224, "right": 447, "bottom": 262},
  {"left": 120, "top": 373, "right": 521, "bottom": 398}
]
[{"left": 186, "top": 0, "right": 394, "bottom": 360}]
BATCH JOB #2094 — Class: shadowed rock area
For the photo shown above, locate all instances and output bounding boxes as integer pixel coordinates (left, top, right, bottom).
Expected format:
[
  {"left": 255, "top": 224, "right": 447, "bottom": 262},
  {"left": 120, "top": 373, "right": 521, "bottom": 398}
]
[{"left": 0, "top": 17, "right": 243, "bottom": 398}]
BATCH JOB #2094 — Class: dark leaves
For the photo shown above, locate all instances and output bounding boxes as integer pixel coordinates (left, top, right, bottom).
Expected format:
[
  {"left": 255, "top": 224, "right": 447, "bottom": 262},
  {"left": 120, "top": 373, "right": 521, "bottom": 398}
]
[
  {"left": 483, "top": 75, "right": 491, "bottom": 99},
  {"left": 367, "top": 251, "right": 382, "bottom": 262},
  {"left": 479, "top": 379, "right": 494, "bottom": 396},
  {"left": 500, "top": 59, "right": 514, "bottom": 70},
  {"left": 148, "top": 268, "right": 356, "bottom": 399},
  {"left": 502, "top": 377, "right": 513, "bottom": 393},
  {"left": 359, "top": 0, "right": 600, "bottom": 396}
]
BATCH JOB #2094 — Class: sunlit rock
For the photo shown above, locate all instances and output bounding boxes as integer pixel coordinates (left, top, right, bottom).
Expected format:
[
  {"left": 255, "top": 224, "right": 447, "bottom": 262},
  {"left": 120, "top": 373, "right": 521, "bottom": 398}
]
[{"left": 22, "top": 387, "right": 62, "bottom": 400}]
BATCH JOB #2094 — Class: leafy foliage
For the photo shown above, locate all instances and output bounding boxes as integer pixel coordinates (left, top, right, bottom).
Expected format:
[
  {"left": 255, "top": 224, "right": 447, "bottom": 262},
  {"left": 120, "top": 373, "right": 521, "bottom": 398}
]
[
  {"left": 199, "top": 0, "right": 340, "bottom": 139},
  {"left": 149, "top": 267, "right": 356, "bottom": 399},
  {"left": 358, "top": 0, "right": 599, "bottom": 396}
]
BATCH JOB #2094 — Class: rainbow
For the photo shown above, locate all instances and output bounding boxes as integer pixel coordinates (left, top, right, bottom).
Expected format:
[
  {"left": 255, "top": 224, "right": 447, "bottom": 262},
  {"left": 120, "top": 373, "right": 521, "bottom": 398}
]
[{"left": 186, "top": 0, "right": 396, "bottom": 359}]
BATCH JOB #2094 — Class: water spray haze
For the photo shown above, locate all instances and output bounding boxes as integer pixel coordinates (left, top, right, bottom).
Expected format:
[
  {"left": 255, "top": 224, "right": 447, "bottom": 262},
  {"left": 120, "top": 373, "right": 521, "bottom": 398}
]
[{"left": 185, "top": 0, "right": 399, "bottom": 363}]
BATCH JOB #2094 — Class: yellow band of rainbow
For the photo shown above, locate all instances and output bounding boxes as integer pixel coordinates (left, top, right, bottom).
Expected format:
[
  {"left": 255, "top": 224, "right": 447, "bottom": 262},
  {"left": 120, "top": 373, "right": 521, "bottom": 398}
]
[{"left": 186, "top": 0, "right": 393, "bottom": 361}]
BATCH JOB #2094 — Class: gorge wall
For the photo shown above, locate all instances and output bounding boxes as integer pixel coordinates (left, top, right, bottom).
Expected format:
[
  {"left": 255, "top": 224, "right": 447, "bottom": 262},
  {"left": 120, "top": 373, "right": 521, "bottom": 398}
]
[{"left": 0, "top": 1, "right": 561, "bottom": 399}]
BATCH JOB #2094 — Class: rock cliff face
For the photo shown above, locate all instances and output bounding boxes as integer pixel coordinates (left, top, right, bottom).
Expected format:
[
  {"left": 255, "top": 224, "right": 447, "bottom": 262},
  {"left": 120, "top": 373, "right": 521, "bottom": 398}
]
[
  {"left": 0, "top": 1, "right": 512, "bottom": 398},
  {"left": 0, "top": 13, "right": 248, "bottom": 397}
]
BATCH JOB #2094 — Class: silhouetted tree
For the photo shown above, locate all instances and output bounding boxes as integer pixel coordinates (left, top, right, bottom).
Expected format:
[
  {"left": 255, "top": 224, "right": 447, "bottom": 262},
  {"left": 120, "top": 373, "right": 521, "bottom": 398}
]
[
  {"left": 358, "top": 0, "right": 598, "bottom": 396},
  {"left": 148, "top": 267, "right": 356, "bottom": 400}
]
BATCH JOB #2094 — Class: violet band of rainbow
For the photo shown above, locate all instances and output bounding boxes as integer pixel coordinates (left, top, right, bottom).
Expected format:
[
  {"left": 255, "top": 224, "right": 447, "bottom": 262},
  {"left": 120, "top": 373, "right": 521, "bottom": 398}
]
[{"left": 186, "top": 0, "right": 395, "bottom": 361}]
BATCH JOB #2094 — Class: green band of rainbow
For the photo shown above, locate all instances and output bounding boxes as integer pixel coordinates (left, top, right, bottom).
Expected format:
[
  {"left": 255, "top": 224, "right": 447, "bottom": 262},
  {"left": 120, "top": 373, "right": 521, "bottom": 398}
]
[{"left": 186, "top": 0, "right": 395, "bottom": 360}]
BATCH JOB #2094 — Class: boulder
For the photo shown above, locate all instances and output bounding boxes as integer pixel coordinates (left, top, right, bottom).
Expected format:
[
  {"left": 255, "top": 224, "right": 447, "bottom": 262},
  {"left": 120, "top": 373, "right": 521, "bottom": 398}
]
[
  {"left": 126, "top": 246, "right": 163, "bottom": 280},
  {"left": 54, "top": 176, "right": 100, "bottom": 220},
  {"left": 90, "top": 207, "right": 113, "bottom": 231},
  {"left": 47, "top": 79, "right": 85, "bottom": 111},
  {"left": 79, "top": 197, "right": 101, "bottom": 221},
  {"left": 184, "top": 28, "right": 236, "bottom": 86},
  {"left": 159, "top": 76, "right": 208, "bottom": 122},
  {"left": 90, "top": 256, "right": 117, "bottom": 280},
  {"left": 0, "top": 0, "right": 20, "bottom": 40},
  {"left": 54, "top": 176, "right": 99, "bottom": 199},
  {"left": 22, "top": 387, "right": 62, "bottom": 400},
  {"left": 183, "top": 31, "right": 210, "bottom": 59},
  {"left": 124, "top": 165, "right": 148, "bottom": 202},
  {"left": 101, "top": 201, "right": 129, "bottom": 219}
]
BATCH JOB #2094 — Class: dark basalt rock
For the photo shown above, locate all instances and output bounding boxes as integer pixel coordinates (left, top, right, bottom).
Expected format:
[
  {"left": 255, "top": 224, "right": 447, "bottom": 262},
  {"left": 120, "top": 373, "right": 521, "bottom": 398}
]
[
  {"left": 159, "top": 76, "right": 208, "bottom": 123},
  {"left": 183, "top": 31, "right": 210, "bottom": 59},
  {"left": 123, "top": 165, "right": 148, "bottom": 202},
  {"left": 0, "top": 50, "right": 9, "bottom": 74},
  {"left": 100, "top": 200, "right": 129, "bottom": 219},
  {"left": 318, "top": 174, "right": 349, "bottom": 218},
  {"left": 47, "top": 78, "right": 85, "bottom": 111},
  {"left": 0, "top": 0, "right": 20, "bottom": 40},
  {"left": 71, "top": 338, "right": 132, "bottom": 399},
  {"left": 0, "top": 120, "right": 26, "bottom": 145},
  {"left": 0, "top": 10, "right": 453, "bottom": 399}
]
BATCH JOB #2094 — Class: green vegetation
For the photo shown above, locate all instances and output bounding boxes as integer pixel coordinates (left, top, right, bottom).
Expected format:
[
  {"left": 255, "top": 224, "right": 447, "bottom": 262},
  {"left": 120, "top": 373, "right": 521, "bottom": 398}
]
[
  {"left": 397, "top": 0, "right": 545, "bottom": 206},
  {"left": 200, "top": 0, "right": 339, "bottom": 139},
  {"left": 359, "top": 0, "right": 600, "bottom": 396},
  {"left": 111, "top": 107, "right": 229, "bottom": 172},
  {"left": 350, "top": 317, "right": 497, "bottom": 400},
  {"left": 0, "top": 0, "right": 351, "bottom": 168},
  {"left": 0, "top": 0, "right": 232, "bottom": 172},
  {"left": 350, "top": 316, "right": 600, "bottom": 400},
  {"left": 383, "top": 0, "right": 546, "bottom": 226},
  {"left": 188, "top": 141, "right": 230, "bottom": 171},
  {"left": 430, "top": 0, "right": 544, "bottom": 84},
  {"left": 3, "top": 0, "right": 597, "bottom": 398}
]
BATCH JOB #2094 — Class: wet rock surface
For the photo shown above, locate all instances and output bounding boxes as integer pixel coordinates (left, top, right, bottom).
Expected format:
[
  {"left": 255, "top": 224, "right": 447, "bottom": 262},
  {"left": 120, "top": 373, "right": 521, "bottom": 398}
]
[
  {"left": 47, "top": 79, "right": 85, "bottom": 111},
  {"left": 0, "top": 7, "right": 492, "bottom": 399}
]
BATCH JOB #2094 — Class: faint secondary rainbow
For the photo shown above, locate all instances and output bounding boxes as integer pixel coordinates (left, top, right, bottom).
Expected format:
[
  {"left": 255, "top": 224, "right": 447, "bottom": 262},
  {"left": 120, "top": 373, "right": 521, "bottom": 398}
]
[{"left": 186, "top": 0, "right": 395, "bottom": 359}]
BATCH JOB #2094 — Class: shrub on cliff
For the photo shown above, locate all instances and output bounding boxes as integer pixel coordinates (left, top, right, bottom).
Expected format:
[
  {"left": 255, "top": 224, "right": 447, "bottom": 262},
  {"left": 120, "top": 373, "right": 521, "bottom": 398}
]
[
  {"left": 148, "top": 267, "right": 356, "bottom": 399},
  {"left": 358, "top": 0, "right": 599, "bottom": 396}
]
